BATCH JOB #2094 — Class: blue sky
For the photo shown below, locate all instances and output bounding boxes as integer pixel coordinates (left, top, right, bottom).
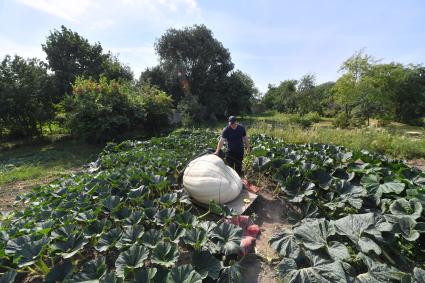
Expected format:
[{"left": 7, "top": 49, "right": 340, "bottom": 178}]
[{"left": 1, "top": 0, "right": 424, "bottom": 92}]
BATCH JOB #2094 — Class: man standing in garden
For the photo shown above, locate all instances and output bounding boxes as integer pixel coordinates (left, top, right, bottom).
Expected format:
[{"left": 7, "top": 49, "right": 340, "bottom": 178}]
[{"left": 214, "top": 116, "right": 250, "bottom": 176}]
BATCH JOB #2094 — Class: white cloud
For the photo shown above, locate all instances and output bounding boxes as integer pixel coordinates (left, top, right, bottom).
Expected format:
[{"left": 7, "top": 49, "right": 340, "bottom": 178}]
[
  {"left": 16, "top": 0, "right": 200, "bottom": 29},
  {"left": 0, "top": 36, "right": 45, "bottom": 60},
  {"left": 17, "top": 0, "right": 95, "bottom": 22}
]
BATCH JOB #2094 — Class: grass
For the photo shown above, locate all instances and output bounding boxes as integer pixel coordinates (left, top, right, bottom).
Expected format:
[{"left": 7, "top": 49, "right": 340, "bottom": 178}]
[
  {"left": 236, "top": 112, "right": 425, "bottom": 159},
  {"left": 0, "top": 139, "right": 102, "bottom": 188}
]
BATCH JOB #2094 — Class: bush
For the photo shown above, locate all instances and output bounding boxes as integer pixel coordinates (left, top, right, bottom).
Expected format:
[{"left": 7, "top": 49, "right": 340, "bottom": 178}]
[
  {"left": 177, "top": 95, "right": 206, "bottom": 127},
  {"left": 333, "top": 113, "right": 350, "bottom": 128},
  {"left": 66, "top": 77, "right": 173, "bottom": 143},
  {"left": 290, "top": 112, "right": 321, "bottom": 128},
  {"left": 130, "top": 83, "right": 173, "bottom": 134}
]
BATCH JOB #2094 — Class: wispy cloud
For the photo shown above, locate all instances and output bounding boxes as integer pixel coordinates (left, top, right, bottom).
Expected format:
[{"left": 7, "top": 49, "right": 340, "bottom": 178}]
[
  {"left": 0, "top": 36, "right": 45, "bottom": 60},
  {"left": 16, "top": 0, "right": 200, "bottom": 29}
]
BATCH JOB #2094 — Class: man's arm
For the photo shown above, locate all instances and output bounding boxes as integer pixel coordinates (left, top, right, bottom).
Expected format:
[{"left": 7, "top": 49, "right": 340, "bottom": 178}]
[
  {"left": 243, "top": 136, "right": 251, "bottom": 153},
  {"left": 214, "top": 137, "right": 225, "bottom": 155}
]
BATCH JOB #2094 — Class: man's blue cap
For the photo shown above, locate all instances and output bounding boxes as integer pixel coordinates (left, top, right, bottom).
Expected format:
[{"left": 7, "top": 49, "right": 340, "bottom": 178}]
[{"left": 228, "top": 116, "right": 237, "bottom": 124}]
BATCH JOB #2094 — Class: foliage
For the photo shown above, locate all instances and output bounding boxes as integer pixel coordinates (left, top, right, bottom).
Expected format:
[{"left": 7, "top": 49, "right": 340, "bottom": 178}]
[
  {"left": 247, "top": 134, "right": 425, "bottom": 281},
  {"left": 263, "top": 80, "right": 298, "bottom": 112},
  {"left": 65, "top": 77, "right": 172, "bottom": 142},
  {"left": 42, "top": 25, "right": 132, "bottom": 97},
  {"left": 0, "top": 130, "right": 245, "bottom": 282},
  {"left": 0, "top": 55, "right": 56, "bottom": 138}
]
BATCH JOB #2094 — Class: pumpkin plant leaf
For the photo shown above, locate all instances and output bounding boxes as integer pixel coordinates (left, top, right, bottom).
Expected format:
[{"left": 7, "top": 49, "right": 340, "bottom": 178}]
[
  {"left": 389, "top": 198, "right": 422, "bottom": 219},
  {"left": 166, "top": 264, "right": 202, "bottom": 283},
  {"left": 211, "top": 223, "right": 242, "bottom": 255},
  {"left": 151, "top": 242, "right": 179, "bottom": 268},
  {"left": 115, "top": 245, "right": 149, "bottom": 277},
  {"left": 192, "top": 251, "right": 222, "bottom": 280}
]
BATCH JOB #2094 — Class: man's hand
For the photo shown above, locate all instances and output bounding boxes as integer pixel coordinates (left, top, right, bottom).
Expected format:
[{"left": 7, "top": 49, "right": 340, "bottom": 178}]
[{"left": 213, "top": 150, "right": 219, "bottom": 155}]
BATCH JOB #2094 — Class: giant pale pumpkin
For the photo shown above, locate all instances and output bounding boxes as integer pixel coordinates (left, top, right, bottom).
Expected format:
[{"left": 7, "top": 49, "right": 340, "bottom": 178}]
[{"left": 183, "top": 154, "right": 242, "bottom": 204}]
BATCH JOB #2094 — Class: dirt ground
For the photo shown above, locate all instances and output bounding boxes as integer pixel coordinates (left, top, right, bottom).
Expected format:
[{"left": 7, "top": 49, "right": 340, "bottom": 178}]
[
  {"left": 0, "top": 176, "right": 64, "bottom": 212},
  {"left": 406, "top": 159, "right": 425, "bottom": 172},
  {"left": 240, "top": 189, "right": 290, "bottom": 283}
]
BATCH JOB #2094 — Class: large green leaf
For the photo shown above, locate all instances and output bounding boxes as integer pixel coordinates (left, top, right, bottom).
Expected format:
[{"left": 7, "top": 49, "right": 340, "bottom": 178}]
[
  {"left": 192, "top": 251, "right": 222, "bottom": 280},
  {"left": 333, "top": 213, "right": 386, "bottom": 255},
  {"left": 389, "top": 198, "right": 422, "bottom": 219},
  {"left": 334, "top": 180, "right": 366, "bottom": 209},
  {"left": 211, "top": 223, "right": 242, "bottom": 255},
  {"left": 72, "top": 257, "right": 106, "bottom": 281},
  {"left": 293, "top": 218, "right": 349, "bottom": 261},
  {"left": 141, "top": 229, "right": 162, "bottom": 248},
  {"left": 45, "top": 260, "right": 74, "bottom": 283},
  {"left": 166, "top": 264, "right": 202, "bottom": 283},
  {"left": 384, "top": 215, "right": 421, "bottom": 241},
  {"left": 155, "top": 208, "right": 176, "bottom": 225},
  {"left": 84, "top": 219, "right": 108, "bottom": 238},
  {"left": 276, "top": 258, "right": 348, "bottom": 283},
  {"left": 269, "top": 229, "right": 301, "bottom": 259},
  {"left": 287, "top": 203, "right": 319, "bottom": 225},
  {"left": 115, "top": 245, "right": 149, "bottom": 277},
  {"left": 163, "top": 223, "right": 185, "bottom": 243},
  {"left": 361, "top": 175, "right": 405, "bottom": 205},
  {"left": 282, "top": 179, "right": 315, "bottom": 203},
  {"left": 183, "top": 228, "right": 208, "bottom": 250},
  {"left": 293, "top": 218, "right": 335, "bottom": 250},
  {"left": 52, "top": 233, "right": 88, "bottom": 259},
  {"left": 102, "top": 196, "right": 121, "bottom": 211},
  {"left": 356, "top": 253, "right": 408, "bottom": 283},
  {"left": 176, "top": 212, "right": 199, "bottom": 229},
  {"left": 95, "top": 228, "right": 122, "bottom": 252},
  {"left": 131, "top": 268, "right": 157, "bottom": 283},
  {"left": 218, "top": 263, "right": 242, "bottom": 283},
  {"left": 150, "top": 242, "right": 179, "bottom": 268},
  {"left": 15, "top": 237, "right": 49, "bottom": 267},
  {"left": 116, "top": 224, "right": 144, "bottom": 249}
]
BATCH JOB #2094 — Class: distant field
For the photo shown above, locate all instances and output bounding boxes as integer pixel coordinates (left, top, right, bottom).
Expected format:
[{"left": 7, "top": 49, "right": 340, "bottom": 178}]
[{"left": 239, "top": 112, "right": 425, "bottom": 159}]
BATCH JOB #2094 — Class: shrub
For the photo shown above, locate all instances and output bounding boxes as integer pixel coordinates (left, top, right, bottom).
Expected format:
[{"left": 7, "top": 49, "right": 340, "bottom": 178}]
[
  {"left": 290, "top": 112, "right": 321, "bottom": 128},
  {"left": 333, "top": 112, "right": 350, "bottom": 128},
  {"left": 130, "top": 83, "right": 173, "bottom": 134},
  {"left": 66, "top": 77, "right": 172, "bottom": 142}
]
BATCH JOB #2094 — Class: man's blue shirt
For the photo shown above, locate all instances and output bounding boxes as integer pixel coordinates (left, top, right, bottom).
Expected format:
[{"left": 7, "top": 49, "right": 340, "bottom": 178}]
[{"left": 221, "top": 124, "right": 246, "bottom": 153}]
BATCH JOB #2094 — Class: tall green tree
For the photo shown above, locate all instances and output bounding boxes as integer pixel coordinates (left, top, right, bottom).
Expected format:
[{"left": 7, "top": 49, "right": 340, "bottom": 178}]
[
  {"left": 0, "top": 55, "right": 56, "bottom": 137},
  {"left": 43, "top": 26, "right": 133, "bottom": 97},
  {"left": 225, "top": 70, "right": 258, "bottom": 115},
  {"left": 154, "top": 24, "right": 235, "bottom": 119},
  {"left": 262, "top": 80, "right": 298, "bottom": 112},
  {"left": 333, "top": 50, "right": 377, "bottom": 124},
  {"left": 297, "top": 74, "right": 318, "bottom": 114},
  {"left": 43, "top": 26, "right": 106, "bottom": 96}
]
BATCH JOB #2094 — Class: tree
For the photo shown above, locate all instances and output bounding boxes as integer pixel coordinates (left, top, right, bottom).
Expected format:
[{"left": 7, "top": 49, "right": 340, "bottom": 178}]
[
  {"left": 154, "top": 24, "right": 235, "bottom": 119},
  {"left": 262, "top": 80, "right": 298, "bottom": 112},
  {"left": 43, "top": 25, "right": 106, "bottom": 96},
  {"left": 102, "top": 54, "right": 134, "bottom": 82},
  {"left": 315, "top": 82, "right": 336, "bottom": 116},
  {"left": 225, "top": 70, "right": 258, "bottom": 115},
  {"left": 43, "top": 26, "right": 133, "bottom": 97},
  {"left": 333, "top": 50, "right": 379, "bottom": 125},
  {"left": 393, "top": 65, "right": 425, "bottom": 123},
  {"left": 296, "top": 74, "right": 317, "bottom": 114},
  {"left": 0, "top": 55, "right": 56, "bottom": 137}
]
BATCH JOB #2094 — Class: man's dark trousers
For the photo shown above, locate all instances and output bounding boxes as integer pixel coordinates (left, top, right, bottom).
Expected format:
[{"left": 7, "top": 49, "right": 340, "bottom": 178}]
[{"left": 226, "top": 151, "right": 243, "bottom": 176}]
